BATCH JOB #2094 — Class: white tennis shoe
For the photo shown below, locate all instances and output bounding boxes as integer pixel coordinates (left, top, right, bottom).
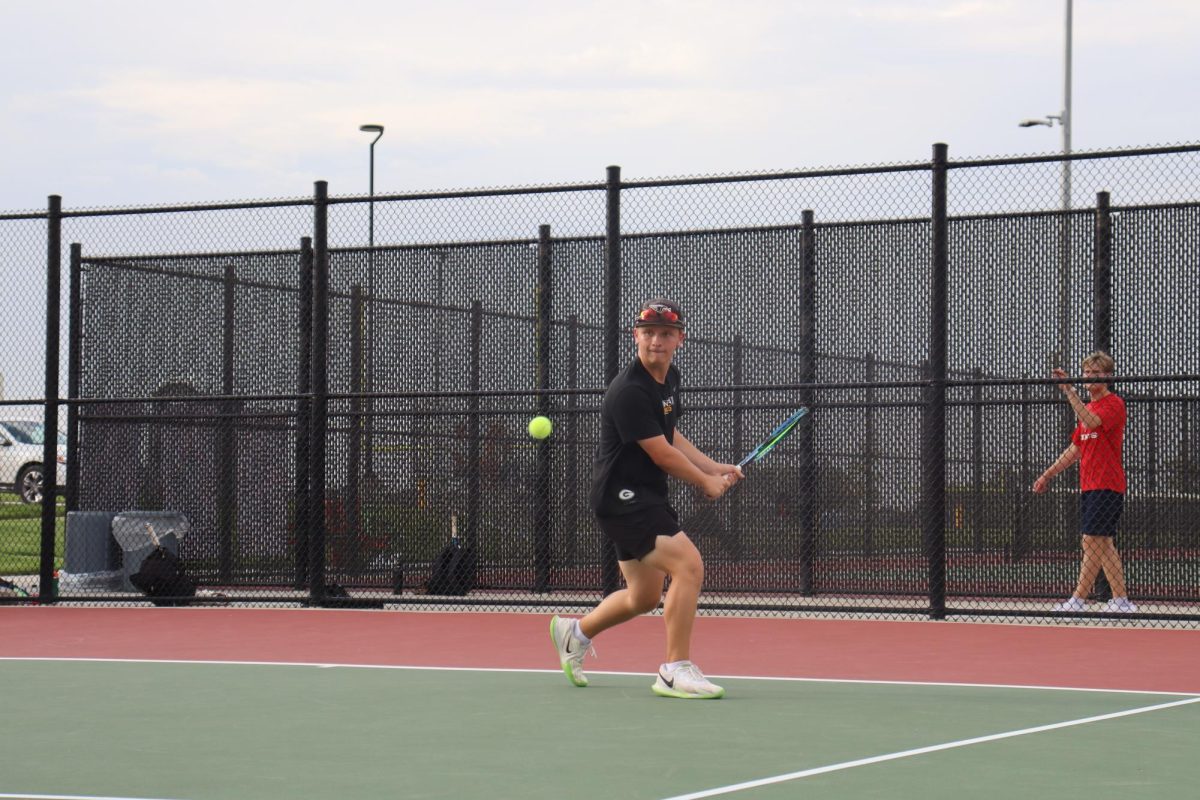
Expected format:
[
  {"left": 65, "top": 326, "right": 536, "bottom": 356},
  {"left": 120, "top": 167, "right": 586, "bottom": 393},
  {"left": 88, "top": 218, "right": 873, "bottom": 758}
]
[
  {"left": 651, "top": 661, "right": 725, "bottom": 699},
  {"left": 1053, "top": 596, "right": 1087, "bottom": 612},
  {"left": 1104, "top": 597, "right": 1138, "bottom": 613},
  {"left": 549, "top": 616, "right": 591, "bottom": 687}
]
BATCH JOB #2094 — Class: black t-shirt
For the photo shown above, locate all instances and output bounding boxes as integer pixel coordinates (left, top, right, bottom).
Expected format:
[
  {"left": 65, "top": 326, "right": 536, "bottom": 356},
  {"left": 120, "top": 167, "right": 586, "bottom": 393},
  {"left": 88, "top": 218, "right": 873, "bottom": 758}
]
[{"left": 589, "top": 358, "right": 683, "bottom": 516}]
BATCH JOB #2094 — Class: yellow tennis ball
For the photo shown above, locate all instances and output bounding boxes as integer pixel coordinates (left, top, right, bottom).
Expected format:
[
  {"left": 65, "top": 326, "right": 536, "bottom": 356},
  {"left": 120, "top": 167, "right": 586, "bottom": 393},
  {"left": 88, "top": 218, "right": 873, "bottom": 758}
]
[{"left": 528, "top": 415, "right": 553, "bottom": 439}]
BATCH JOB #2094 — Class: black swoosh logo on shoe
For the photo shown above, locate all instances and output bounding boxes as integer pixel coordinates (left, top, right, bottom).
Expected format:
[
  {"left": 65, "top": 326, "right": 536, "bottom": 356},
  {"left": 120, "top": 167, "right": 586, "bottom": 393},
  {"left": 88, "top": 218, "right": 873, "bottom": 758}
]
[
  {"left": 565, "top": 639, "right": 575, "bottom": 654},
  {"left": 659, "top": 670, "right": 674, "bottom": 688}
]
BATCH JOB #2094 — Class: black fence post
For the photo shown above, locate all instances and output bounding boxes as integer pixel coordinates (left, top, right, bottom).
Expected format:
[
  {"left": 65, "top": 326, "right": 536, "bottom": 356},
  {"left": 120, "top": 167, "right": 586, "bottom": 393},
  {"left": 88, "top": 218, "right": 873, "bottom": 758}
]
[
  {"left": 1014, "top": 377, "right": 1031, "bottom": 562},
  {"left": 1146, "top": 387, "right": 1158, "bottom": 549},
  {"left": 467, "top": 301, "right": 483, "bottom": 556},
  {"left": 348, "top": 284, "right": 364, "bottom": 546},
  {"left": 971, "top": 366, "right": 984, "bottom": 554},
  {"left": 864, "top": 352, "right": 876, "bottom": 557},
  {"left": 66, "top": 243, "right": 82, "bottom": 513},
  {"left": 39, "top": 195, "right": 62, "bottom": 603},
  {"left": 295, "top": 237, "right": 313, "bottom": 589},
  {"left": 924, "top": 143, "right": 949, "bottom": 620},
  {"left": 566, "top": 314, "right": 580, "bottom": 567},
  {"left": 730, "top": 335, "right": 743, "bottom": 560},
  {"left": 1186, "top": 401, "right": 1198, "bottom": 496},
  {"left": 601, "top": 165, "right": 621, "bottom": 596},
  {"left": 1093, "top": 191, "right": 1112, "bottom": 354},
  {"left": 534, "top": 224, "right": 553, "bottom": 593},
  {"left": 218, "top": 261, "right": 237, "bottom": 584},
  {"left": 1090, "top": 190, "right": 1115, "bottom": 600},
  {"left": 798, "top": 209, "right": 817, "bottom": 595},
  {"left": 309, "top": 181, "right": 330, "bottom": 603}
]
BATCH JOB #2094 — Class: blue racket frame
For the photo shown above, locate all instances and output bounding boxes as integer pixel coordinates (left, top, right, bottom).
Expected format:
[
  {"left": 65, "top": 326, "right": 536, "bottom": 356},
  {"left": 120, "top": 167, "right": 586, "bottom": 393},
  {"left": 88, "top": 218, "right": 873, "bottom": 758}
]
[{"left": 737, "top": 407, "right": 809, "bottom": 469}]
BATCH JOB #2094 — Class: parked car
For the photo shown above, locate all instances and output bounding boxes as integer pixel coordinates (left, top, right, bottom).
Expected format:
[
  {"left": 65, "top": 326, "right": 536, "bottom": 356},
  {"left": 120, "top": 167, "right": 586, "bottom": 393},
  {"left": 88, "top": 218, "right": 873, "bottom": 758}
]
[{"left": 0, "top": 419, "right": 67, "bottom": 504}]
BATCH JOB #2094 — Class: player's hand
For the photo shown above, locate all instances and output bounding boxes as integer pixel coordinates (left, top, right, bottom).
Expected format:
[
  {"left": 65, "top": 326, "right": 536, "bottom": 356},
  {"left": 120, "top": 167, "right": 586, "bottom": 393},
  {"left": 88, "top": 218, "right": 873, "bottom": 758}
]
[
  {"left": 701, "top": 473, "right": 728, "bottom": 500},
  {"left": 718, "top": 464, "right": 744, "bottom": 485},
  {"left": 1051, "top": 367, "right": 1071, "bottom": 394},
  {"left": 1032, "top": 475, "right": 1050, "bottom": 494}
]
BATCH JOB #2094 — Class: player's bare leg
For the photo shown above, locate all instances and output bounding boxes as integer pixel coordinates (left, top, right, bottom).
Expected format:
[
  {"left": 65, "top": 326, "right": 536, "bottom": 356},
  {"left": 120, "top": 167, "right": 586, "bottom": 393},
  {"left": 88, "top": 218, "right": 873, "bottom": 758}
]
[
  {"left": 640, "top": 531, "right": 722, "bottom": 699},
  {"left": 1090, "top": 536, "right": 1128, "bottom": 597},
  {"left": 640, "top": 531, "right": 703, "bottom": 662},
  {"left": 1070, "top": 534, "right": 1105, "bottom": 599},
  {"left": 577, "top": 559, "right": 665, "bottom": 639}
]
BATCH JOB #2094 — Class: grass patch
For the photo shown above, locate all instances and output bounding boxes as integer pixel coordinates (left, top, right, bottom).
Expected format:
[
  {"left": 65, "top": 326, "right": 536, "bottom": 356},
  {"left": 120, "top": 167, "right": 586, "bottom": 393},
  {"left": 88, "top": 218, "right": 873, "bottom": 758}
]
[{"left": 0, "top": 493, "right": 65, "bottom": 574}]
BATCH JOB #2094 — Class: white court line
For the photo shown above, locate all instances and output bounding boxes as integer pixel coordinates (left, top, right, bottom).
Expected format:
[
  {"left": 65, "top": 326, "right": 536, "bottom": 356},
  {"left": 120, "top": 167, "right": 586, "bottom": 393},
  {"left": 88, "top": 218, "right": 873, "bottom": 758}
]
[
  {"left": 0, "top": 794, "right": 182, "bottom": 800},
  {"left": 1, "top": 656, "right": 1197, "bottom": 698},
  {"left": 660, "top": 695, "right": 1200, "bottom": 800}
]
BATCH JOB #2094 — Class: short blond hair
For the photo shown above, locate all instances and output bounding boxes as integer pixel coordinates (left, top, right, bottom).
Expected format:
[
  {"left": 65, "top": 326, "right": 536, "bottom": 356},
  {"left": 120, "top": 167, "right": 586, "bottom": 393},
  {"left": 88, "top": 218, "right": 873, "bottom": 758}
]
[{"left": 1081, "top": 350, "right": 1115, "bottom": 373}]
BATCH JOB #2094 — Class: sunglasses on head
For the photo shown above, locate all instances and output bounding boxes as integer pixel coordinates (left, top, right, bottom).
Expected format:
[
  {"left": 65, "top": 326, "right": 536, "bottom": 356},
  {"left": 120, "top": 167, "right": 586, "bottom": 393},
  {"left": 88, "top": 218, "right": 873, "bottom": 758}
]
[{"left": 638, "top": 304, "right": 680, "bottom": 324}]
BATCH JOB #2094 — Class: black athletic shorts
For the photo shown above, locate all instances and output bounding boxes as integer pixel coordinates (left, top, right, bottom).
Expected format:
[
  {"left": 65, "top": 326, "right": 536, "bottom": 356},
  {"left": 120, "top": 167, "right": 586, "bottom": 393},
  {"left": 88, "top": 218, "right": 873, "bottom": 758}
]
[
  {"left": 1080, "top": 489, "right": 1124, "bottom": 537},
  {"left": 596, "top": 504, "right": 682, "bottom": 561}
]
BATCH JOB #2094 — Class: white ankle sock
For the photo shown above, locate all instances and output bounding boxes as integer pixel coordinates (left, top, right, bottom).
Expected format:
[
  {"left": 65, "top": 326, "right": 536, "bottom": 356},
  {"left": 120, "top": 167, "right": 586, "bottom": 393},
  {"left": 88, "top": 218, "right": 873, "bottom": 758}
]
[
  {"left": 572, "top": 619, "right": 591, "bottom": 646},
  {"left": 663, "top": 660, "right": 689, "bottom": 672}
]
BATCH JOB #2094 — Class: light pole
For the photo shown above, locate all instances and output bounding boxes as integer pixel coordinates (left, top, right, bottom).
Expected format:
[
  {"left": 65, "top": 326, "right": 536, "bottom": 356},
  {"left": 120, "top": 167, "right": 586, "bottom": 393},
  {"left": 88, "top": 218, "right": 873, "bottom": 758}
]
[
  {"left": 359, "top": 123, "right": 384, "bottom": 482},
  {"left": 359, "top": 124, "right": 384, "bottom": 296},
  {"left": 1019, "top": 0, "right": 1072, "bottom": 370}
]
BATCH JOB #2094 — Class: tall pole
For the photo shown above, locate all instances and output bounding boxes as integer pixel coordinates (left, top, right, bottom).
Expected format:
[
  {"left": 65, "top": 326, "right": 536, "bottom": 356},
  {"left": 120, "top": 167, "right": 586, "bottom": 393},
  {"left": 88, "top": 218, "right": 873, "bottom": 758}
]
[
  {"left": 1059, "top": 0, "right": 1073, "bottom": 371},
  {"left": 40, "top": 195, "right": 62, "bottom": 603},
  {"left": 1063, "top": 0, "right": 1072, "bottom": 193},
  {"left": 601, "top": 165, "right": 621, "bottom": 596},
  {"left": 1018, "top": 1, "right": 1073, "bottom": 370},
  {"left": 359, "top": 124, "right": 384, "bottom": 484}
]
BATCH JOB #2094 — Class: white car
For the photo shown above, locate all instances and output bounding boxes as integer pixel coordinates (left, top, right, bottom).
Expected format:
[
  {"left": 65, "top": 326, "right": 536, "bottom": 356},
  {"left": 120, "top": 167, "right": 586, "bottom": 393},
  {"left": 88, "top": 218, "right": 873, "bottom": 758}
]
[{"left": 0, "top": 420, "right": 67, "bottom": 504}]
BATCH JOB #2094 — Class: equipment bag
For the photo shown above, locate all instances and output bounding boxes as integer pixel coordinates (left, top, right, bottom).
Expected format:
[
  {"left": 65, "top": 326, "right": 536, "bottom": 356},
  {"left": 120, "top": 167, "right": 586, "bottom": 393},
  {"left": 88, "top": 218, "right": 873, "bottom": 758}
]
[
  {"left": 130, "top": 547, "right": 197, "bottom": 606},
  {"left": 426, "top": 538, "right": 475, "bottom": 596}
]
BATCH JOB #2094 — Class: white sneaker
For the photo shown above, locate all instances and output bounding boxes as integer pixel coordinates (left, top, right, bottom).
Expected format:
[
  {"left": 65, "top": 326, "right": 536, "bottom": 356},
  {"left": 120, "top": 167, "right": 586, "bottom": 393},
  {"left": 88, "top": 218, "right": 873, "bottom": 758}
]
[
  {"left": 1105, "top": 597, "right": 1138, "bottom": 613},
  {"left": 1054, "top": 596, "right": 1087, "bottom": 612},
  {"left": 549, "top": 616, "right": 590, "bottom": 687},
  {"left": 651, "top": 661, "right": 725, "bottom": 700}
]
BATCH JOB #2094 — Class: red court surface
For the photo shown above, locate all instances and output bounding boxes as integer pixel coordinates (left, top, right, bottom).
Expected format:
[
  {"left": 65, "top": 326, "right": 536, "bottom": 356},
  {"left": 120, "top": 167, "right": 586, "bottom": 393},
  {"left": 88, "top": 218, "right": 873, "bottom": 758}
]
[{"left": 2, "top": 607, "right": 1197, "bottom": 694}]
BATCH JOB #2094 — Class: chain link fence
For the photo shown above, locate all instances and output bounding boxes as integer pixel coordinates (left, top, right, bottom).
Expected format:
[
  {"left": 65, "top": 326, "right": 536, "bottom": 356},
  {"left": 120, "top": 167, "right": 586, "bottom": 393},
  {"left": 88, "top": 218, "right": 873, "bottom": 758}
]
[{"left": 1, "top": 143, "right": 1197, "bottom": 625}]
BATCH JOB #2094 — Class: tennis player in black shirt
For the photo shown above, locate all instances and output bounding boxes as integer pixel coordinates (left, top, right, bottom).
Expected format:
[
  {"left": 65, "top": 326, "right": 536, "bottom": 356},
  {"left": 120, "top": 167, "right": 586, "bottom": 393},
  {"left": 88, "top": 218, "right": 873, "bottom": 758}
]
[{"left": 550, "top": 298, "right": 742, "bottom": 699}]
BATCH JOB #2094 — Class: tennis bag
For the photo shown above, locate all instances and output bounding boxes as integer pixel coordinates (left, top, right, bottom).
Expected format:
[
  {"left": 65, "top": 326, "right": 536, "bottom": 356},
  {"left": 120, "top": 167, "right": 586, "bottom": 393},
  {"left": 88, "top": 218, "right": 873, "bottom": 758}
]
[
  {"left": 130, "top": 546, "right": 197, "bottom": 606},
  {"left": 426, "top": 538, "right": 476, "bottom": 596}
]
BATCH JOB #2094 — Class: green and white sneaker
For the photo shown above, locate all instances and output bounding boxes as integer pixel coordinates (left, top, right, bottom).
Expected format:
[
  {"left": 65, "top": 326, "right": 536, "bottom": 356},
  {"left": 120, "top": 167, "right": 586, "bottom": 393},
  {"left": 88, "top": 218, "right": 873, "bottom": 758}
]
[
  {"left": 549, "top": 616, "right": 591, "bottom": 687},
  {"left": 651, "top": 661, "right": 725, "bottom": 699}
]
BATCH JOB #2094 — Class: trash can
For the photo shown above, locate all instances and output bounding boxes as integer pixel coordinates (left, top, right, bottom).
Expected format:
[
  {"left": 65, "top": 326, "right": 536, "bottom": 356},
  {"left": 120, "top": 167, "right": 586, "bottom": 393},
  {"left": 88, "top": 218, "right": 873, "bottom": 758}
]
[
  {"left": 64, "top": 511, "right": 120, "bottom": 574},
  {"left": 111, "top": 511, "right": 192, "bottom": 592}
]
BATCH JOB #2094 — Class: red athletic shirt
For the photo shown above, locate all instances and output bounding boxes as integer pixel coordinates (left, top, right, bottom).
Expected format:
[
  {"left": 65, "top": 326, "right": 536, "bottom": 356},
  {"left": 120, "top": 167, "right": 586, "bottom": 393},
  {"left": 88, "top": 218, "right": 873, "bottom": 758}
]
[{"left": 1070, "top": 392, "right": 1126, "bottom": 494}]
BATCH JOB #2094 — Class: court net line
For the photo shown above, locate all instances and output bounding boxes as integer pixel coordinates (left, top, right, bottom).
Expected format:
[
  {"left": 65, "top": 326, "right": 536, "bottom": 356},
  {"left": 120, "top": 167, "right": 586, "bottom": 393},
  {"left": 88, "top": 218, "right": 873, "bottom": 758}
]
[{"left": 661, "top": 695, "right": 1200, "bottom": 800}]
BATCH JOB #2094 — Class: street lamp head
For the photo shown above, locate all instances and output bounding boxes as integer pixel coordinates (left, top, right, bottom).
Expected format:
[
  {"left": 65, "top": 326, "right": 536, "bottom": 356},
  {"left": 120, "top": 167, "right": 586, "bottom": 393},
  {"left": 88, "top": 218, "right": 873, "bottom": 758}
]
[
  {"left": 359, "top": 124, "right": 385, "bottom": 133},
  {"left": 1018, "top": 118, "right": 1051, "bottom": 128}
]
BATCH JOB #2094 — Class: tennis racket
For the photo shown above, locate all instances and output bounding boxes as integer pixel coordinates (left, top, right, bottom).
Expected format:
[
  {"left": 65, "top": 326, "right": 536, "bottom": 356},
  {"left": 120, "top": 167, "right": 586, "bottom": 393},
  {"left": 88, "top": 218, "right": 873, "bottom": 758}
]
[
  {"left": 737, "top": 408, "right": 809, "bottom": 470},
  {"left": 0, "top": 577, "right": 30, "bottom": 598}
]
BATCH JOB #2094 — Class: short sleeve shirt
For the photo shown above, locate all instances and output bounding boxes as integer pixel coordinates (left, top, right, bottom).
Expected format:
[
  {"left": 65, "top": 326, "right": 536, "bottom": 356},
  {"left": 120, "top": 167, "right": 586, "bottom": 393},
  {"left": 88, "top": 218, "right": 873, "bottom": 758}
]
[
  {"left": 1071, "top": 392, "right": 1126, "bottom": 494},
  {"left": 589, "top": 358, "right": 682, "bottom": 516}
]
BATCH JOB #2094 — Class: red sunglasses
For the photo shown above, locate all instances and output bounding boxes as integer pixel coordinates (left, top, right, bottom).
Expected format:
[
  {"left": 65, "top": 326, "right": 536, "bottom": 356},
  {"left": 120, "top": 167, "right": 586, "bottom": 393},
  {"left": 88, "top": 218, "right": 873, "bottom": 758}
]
[{"left": 637, "top": 305, "right": 680, "bottom": 324}]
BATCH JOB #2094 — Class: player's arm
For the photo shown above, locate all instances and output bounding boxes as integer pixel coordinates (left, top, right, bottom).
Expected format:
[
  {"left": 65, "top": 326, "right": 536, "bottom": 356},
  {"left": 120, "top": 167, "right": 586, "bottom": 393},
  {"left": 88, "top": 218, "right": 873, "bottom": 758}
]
[
  {"left": 1032, "top": 443, "right": 1080, "bottom": 493},
  {"left": 1052, "top": 368, "right": 1102, "bottom": 429},
  {"left": 638, "top": 435, "right": 729, "bottom": 499},
  {"left": 673, "top": 430, "right": 743, "bottom": 481}
]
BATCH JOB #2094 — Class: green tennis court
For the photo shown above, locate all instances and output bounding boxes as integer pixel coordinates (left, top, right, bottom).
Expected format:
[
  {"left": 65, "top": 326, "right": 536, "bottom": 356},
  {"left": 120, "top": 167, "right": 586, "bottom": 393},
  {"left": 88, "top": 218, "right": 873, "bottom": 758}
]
[{"left": 2, "top": 658, "right": 1196, "bottom": 800}]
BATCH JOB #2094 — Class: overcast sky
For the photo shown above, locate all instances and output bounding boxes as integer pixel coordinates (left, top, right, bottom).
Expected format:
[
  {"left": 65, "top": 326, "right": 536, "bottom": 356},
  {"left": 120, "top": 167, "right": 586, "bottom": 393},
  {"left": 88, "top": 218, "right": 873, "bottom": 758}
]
[{"left": 3, "top": 0, "right": 1198, "bottom": 211}]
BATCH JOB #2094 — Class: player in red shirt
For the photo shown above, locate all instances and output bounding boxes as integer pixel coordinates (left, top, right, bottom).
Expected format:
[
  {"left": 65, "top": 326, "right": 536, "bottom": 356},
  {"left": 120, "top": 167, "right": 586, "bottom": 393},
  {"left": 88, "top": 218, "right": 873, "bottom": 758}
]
[{"left": 1032, "top": 351, "right": 1136, "bottom": 613}]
